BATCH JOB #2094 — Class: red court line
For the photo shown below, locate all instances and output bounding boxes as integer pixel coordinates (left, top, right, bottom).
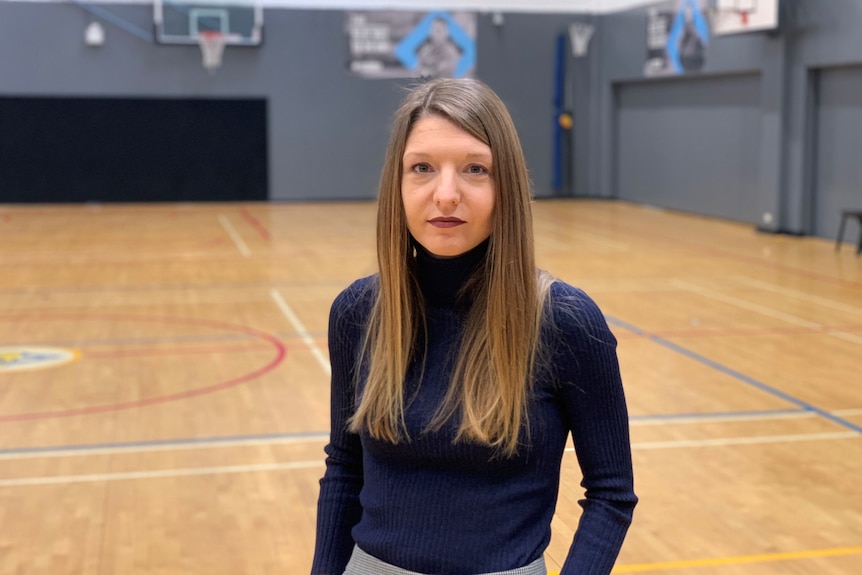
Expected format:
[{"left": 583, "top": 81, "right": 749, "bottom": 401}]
[
  {"left": 80, "top": 338, "right": 328, "bottom": 359},
  {"left": 0, "top": 313, "right": 287, "bottom": 422},
  {"left": 0, "top": 254, "right": 257, "bottom": 268},
  {"left": 239, "top": 207, "right": 272, "bottom": 241},
  {"left": 84, "top": 344, "right": 270, "bottom": 359}
]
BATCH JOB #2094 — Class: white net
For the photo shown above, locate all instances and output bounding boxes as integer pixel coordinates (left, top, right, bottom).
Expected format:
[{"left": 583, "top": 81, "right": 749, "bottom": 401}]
[
  {"left": 198, "top": 31, "right": 228, "bottom": 74},
  {"left": 568, "top": 22, "right": 595, "bottom": 57},
  {"left": 710, "top": 0, "right": 759, "bottom": 33}
]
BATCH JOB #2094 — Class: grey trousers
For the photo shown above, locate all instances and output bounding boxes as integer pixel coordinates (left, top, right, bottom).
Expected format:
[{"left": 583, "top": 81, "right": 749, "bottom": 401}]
[{"left": 343, "top": 546, "right": 547, "bottom": 575}]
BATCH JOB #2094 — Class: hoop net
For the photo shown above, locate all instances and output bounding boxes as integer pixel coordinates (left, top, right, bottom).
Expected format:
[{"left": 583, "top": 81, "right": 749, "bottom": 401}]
[
  {"left": 198, "top": 31, "right": 228, "bottom": 73},
  {"left": 568, "top": 22, "right": 595, "bottom": 57},
  {"left": 711, "top": 0, "right": 756, "bottom": 30}
]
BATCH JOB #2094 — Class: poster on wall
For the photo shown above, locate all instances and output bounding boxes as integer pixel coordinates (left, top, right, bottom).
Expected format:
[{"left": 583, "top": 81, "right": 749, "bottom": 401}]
[
  {"left": 644, "top": 0, "right": 709, "bottom": 77},
  {"left": 346, "top": 10, "right": 476, "bottom": 79}
]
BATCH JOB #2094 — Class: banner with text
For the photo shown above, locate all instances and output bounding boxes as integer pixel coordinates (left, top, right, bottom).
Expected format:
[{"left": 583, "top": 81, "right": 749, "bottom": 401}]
[{"left": 346, "top": 10, "right": 476, "bottom": 79}]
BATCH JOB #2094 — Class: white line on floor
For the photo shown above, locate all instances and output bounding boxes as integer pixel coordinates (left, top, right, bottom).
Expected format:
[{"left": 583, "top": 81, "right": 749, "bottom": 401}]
[
  {"left": 2, "top": 432, "right": 860, "bottom": 487},
  {"left": 0, "top": 433, "right": 330, "bottom": 461},
  {"left": 270, "top": 288, "right": 331, "bottom": 376},
  {"left": 735, "top": 276, "right": 862, "bottom": 317},
  {"left": 674, "top": 280, "right": 862, "bottom": 345},
  {"left": 588, "top": 431, "right": 859, "bottom": 452},
  {"left": 4, "top": 410, "right": 860, "bottom": 463},
  {"left": 218, "top": 214, "right": 251, "bottom": 257},
  {"left": 630, "top": 411, "right": 816, "bottom": 426},
  {"left": 0, "top": 461, "right": 323, "bottom": 487}
]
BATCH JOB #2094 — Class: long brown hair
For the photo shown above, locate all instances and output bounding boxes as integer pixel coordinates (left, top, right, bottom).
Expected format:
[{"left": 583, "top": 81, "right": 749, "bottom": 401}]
[{"left": 349, "top": 78, "right": 552, "bottom": 456}]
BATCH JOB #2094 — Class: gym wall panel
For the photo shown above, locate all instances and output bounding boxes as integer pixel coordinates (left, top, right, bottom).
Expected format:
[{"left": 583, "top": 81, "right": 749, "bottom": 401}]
[
  {"left": 0, "top": 3, "right": 567, "bottom": 202},
  {"left": 615, "top": 73, "right": 761, "bottom": 223},
  {"left": 814, "top": 66, "right": 862, "bottom": 241}
]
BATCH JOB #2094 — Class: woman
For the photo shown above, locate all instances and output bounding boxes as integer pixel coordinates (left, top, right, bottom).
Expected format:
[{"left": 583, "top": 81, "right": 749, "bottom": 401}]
[{"left": 312, "top": 78, "right": 637, "bottom": 575}]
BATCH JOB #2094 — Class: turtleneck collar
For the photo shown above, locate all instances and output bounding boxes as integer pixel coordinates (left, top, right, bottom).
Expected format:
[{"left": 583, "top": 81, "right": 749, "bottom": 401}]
[{"left": 414, "top": 238, "right": 489, "bottom": 308}]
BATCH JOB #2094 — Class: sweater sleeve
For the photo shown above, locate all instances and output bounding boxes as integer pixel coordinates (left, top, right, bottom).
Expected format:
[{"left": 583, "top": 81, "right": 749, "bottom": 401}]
[
  {"left": 551, "top": 284, "right": 638, "bottom": 575},
  {"left": 310, "top": 281, "right": 371, "bottom": 575}
]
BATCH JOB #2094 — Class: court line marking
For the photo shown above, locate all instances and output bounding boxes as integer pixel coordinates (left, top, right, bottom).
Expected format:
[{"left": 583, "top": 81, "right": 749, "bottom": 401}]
[
  {"left": 603, "top": 545, "right": 862, "bottom": 573},
  {"left": 571, "top": 431, "right": 860, "bottom": 451},
  {"left": 0, "top": 432, "right": 330, "bottom": 461},
  {"left": 674, "top": 280, "right": 862, "bottom": 346},
  {"left": 0, "top": 330, "right": 316, "bottom": 350},
  {"left": 217, "top": 214, "right": 251, "bottom": 257},
  {"left": 3, "top": 429, "right": 859, "bottom": 465},
  {"left": 606, "top": 316, "right": 862, "bottom": 435},
  {"left": 270, "top": 288, "right": 331, "bottom": 376},
  {"left": 674, "top": 280, "right": 822, "bottom": 329},
  {"left": 735, "top": 275, "right": 862, "bottom": 317},
  {"left": 5, "top": 407, "right": 862, "bottom": 461},
  {"left": 0, "top": 461, "right": 323, "bottom": 488},
  {"left": 629, "top": 409, "right": 814, "bottom": 426},
  {"left": 568, "top": 208, "right": 862, "bottom": 290},
  {"left": 0, "top": 313, "right": 288, "bottom": 423},
  {"left": 2, "top": 431, "right": 860, "bottom": 486},
  {"left": 239, "top": 207, "right": 271, "bottom": 241},
  {"left": 0, "top": 279, "right": 347, "bottom": 295}
]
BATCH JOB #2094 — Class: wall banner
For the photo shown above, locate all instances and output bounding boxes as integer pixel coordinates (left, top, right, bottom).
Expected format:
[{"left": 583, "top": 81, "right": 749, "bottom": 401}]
[{"left": 346, "top": 10, "right": 476, "bottom": 79}]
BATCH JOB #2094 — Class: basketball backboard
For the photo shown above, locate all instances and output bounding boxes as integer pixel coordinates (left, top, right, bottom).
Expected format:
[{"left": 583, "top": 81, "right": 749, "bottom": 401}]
[
  {"left": 154, "top": 0, "right": 263, "bottom": 46},
  {"left": 709, "top": 0, "right": 779, "bottom": 35}
]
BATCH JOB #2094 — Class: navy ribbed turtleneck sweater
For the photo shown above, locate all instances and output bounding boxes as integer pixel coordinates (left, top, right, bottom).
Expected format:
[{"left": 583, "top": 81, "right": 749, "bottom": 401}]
[{"left": 312, "top": 242, "right": 637, "bottom": 575}]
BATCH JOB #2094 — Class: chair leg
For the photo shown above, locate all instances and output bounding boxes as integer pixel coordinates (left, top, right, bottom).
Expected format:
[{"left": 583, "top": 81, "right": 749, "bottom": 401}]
[{"left": 836, "top": 214, "right": 847, "bottom": 251}]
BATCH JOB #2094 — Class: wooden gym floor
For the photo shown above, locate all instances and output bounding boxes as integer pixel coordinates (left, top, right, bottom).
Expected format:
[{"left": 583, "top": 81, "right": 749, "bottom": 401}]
[{"left": 0, "top": 199, "right": 860, "bottom": 574}]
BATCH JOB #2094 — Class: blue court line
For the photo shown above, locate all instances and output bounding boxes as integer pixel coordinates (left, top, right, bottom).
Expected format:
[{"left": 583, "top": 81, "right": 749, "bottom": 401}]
[
  {"left": 0, "top": 431, "right": 330, "bottom": 458},
  {"left": 607, "top": 316, "right": 862, "bottom": 434},
  {"left": 3, "top": 316, "right": 858, "bottom": 457}
]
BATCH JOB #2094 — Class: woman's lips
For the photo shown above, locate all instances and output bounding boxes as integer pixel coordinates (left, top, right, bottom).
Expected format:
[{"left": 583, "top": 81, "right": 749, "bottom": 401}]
[{"left": 429, "top": 217, "right": 465, "bottom": 228}]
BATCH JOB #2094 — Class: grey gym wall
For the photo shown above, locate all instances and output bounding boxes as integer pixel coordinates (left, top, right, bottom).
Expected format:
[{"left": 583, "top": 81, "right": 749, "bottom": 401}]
[
  {"left": 580, "top": 0, "right": 862, "bottom": 239},
  {"left": 577, "top": 4, "right": 775, "bottom": 227},
  {"left": 478, "top": 13, "right": 562, "bottom": 199},
  {"left": 786, "top": 0, "right": 862, "bottom": 240},
  {"left": 0, "top": 2, "right": 567, "bottom": 202},
  {"left": 615, "top": 74, "right": 761, "bottom": 222},
  {"left": 813, "top": 68, "right": 862, "bottom": 242}
]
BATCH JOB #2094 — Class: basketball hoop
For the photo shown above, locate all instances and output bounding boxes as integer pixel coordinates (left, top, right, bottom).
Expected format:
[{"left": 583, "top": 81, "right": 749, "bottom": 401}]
[
  {"left": 198, "top": 31, "right": 228, "bottom": 74},
  {"left": 710, "top": 0, "right": 758, "bottom": 32},
  {"left": 568, "top": 22, "right": 595, "bottom": 58}
]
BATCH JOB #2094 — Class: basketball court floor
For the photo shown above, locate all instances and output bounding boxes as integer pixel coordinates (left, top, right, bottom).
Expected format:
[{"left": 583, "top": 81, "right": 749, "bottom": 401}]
[{"left": 0, "top": 199, "right": 860, "bottom": 574}]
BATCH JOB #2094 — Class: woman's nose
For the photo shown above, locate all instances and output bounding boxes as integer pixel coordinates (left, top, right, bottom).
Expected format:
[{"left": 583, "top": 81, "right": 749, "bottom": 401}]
[{"left": 433, "top": 170, "right": 459, "bottom": 207}]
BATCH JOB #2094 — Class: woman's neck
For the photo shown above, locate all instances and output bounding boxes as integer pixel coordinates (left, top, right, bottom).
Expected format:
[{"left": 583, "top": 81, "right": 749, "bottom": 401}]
[{"left": 414, "top": 239, "right": 489, "bottom": 308}]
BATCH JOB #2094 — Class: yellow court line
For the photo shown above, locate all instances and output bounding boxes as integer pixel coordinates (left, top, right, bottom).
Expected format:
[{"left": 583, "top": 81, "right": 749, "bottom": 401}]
[
  {"left": 548, "top": 545, "right": 862, "bottom": 574},
  {"left": 614, "top": 546, "right": 862, "bottom": 573}
]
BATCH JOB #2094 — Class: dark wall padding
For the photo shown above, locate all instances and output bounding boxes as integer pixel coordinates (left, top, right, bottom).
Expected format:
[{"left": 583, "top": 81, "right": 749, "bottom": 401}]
[{"left": 0, "top": 97, "right": 267, "bottom": 203}]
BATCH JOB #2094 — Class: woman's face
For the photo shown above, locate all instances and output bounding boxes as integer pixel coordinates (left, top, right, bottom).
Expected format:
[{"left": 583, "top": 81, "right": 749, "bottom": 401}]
[{"left": 401, "top": 115, "right": 495, "bottom": 258}]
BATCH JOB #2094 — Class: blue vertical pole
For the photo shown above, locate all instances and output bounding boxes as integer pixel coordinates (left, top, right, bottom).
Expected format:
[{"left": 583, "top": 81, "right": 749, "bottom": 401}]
[{"left": 552, "top": 33, "right": 565, "bottom": 193}]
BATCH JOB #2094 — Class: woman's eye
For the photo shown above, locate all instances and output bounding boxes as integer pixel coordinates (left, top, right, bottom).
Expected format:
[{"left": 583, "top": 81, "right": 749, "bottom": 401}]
[
  {"left": 467, "top": 164, "right": 488, "bottom": 175},
  {"left": 412, "top": 163, "right": 432, "bottom": 173}
]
